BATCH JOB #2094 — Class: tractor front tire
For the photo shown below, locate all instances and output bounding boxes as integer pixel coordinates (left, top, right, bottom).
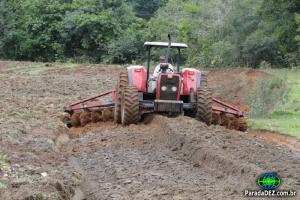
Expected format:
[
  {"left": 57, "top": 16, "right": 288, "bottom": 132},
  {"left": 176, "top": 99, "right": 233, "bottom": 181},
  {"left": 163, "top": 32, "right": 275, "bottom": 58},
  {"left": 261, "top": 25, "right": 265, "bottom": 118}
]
[
  {"left": 121, "top": 86, "right": 140, "bottom": 125},
  {"left": 114, "top": 71, "right": 128, "bottom": 123},
  {"left": 196, "top": 86, "right": 212, "bottom": 125}
]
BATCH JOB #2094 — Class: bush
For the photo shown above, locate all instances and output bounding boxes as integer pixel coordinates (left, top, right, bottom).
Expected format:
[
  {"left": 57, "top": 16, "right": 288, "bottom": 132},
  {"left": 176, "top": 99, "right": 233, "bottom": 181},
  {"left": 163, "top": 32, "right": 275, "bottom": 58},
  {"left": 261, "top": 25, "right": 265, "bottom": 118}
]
[{"left": 246, "top": 76, "right": 287, "bottom": 117}]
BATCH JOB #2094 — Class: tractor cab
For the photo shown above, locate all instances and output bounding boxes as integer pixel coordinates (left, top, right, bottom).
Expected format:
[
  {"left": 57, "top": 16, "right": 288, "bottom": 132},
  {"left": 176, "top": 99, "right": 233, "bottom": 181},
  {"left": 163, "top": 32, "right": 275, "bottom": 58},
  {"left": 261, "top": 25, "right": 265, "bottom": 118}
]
[
  {"left": 144, "top": 41, "right": 188, "bottom": 76},
  {"left": 124, "top": 37, "right": 203, "bottom": 111},
  {"left": 144, "top": 41, "right": 188, "bottom": 95}
]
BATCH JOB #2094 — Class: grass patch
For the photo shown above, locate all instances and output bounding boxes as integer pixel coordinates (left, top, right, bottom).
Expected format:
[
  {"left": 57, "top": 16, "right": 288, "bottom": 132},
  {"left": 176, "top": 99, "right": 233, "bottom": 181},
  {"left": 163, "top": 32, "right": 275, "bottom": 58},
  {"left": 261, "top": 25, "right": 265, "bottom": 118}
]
[
  {"left": 0, "top": 154, "right": 8, "bottom": 164},
  {"left": 249, "top": 68, "right": 300, "bottom": 138},
  {"left": 246, "top": 75, "right": 287, "bottom": 117},
  {"left": 0, "top": 154, "right": 8, "bottom": 189},
  {"left": 22, "top": 63, "right": 79, "bottom": 75},
  {"left": 0, "top": 180, "right": 7, "bottom": 189},
  {"left": 24, "top": 65, "right": 48, "bottom": 75},
  {"left": 5, "top": 62, "right": 80, "bottom": 75}
]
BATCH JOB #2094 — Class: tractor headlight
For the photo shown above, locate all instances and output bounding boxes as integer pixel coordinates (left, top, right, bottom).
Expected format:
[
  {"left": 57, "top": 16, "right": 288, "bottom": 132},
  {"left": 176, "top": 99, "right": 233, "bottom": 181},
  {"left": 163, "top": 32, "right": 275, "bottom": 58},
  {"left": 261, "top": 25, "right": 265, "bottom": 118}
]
[
  {"left": 161, "top": 86, "right": 167, "bottom": 91},
  {"left": 171, "top": 86, "right": 177, "bottom": 92}
]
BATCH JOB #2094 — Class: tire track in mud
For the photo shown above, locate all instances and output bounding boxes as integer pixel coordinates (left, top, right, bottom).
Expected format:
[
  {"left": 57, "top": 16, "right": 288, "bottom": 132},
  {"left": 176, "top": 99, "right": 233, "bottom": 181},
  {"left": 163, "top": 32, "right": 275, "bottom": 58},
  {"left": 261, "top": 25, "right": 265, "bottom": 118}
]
[
  {"left": 163, "top": 117, "right": 299, "bottom": 191},
  {"left": 64, "top": 116, "right": 300, "bottom": 200}
]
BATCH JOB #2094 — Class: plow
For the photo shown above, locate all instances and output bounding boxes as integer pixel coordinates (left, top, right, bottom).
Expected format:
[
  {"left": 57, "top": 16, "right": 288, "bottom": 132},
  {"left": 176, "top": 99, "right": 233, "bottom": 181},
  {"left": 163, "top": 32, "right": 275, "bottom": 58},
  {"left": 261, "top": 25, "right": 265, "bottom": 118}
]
[{"left": 63, "top": 36, "right": 247, "bottom": 131}]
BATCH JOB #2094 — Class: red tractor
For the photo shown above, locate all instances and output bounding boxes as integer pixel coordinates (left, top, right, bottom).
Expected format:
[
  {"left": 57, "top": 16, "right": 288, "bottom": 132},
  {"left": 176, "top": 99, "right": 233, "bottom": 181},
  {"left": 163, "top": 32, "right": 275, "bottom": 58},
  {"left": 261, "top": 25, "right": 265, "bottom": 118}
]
[{"left": 64, "top": 37, "right": 247, "bottom": 131}]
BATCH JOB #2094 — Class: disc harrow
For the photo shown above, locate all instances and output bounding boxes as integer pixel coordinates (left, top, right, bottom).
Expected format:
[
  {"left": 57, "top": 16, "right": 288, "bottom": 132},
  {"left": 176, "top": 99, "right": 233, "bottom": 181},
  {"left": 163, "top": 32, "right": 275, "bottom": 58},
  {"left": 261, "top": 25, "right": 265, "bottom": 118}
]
[
  {"left": 64, "top": 90, "right": 116, "bottom": 128},
  {"left": 63, "top": 89, "right": 247, "bottom": 131},
  {"left": 212, "top": 98, "right": 247, "bottom": 131}
]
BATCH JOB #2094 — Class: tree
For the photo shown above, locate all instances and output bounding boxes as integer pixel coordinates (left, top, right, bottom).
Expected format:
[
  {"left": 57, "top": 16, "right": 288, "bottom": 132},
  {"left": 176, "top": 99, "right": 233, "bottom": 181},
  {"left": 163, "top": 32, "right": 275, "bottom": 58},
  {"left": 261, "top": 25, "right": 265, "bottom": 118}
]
[
  {"left": 148, "top": 0, "right": 300, "bottom": 67},
  {"left": 256, "top": 0, "right": 300, "bottom": 67},
  {"left": 0, "top": 0, "right": 19, "bottom": 59},
  {"left": 0, "top": 0, "right": 299, "bottom": 66},
  {"left": 296, "top": 14, "right": 300, "bottom": 48},
  {"left": 127, "top": 0, "right": 168, "bottom": 20},
  {"left": 147, "top": 0, "right": 237, "bottom": 67},
  {"left": 0, "top": 0, "right": 140, "bottom": 62},
  {"left": 61, "top": 0, "right": 138, "bottom": 62},
  {"left": 107, "top": 18, "right": 146, "bottom": 63}
]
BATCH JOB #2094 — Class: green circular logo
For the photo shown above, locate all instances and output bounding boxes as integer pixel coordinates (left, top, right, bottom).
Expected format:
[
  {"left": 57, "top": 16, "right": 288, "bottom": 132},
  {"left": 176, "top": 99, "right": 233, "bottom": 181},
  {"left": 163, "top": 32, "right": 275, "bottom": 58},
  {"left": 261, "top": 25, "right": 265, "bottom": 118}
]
[{"left": 257, "top": 172, "right": 281, "bottom": 190}]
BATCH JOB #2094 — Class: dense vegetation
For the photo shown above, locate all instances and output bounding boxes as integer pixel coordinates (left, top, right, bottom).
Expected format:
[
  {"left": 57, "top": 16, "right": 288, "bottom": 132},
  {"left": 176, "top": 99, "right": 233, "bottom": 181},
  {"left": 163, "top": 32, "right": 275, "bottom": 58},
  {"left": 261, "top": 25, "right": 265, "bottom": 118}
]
[
  {"left": 0, "top": 0, "right": 299, "bottom": 67},
  {"left": 250, "top": 69, "right": 300, "bottom": 138}
]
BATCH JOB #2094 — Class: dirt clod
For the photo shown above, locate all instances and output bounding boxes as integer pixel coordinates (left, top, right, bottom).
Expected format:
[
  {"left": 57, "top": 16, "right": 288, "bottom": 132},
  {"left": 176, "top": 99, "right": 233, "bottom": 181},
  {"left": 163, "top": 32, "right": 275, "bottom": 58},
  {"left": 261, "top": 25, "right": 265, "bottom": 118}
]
[
  {"left": 79, "top": 111, "right": 91, "bottom": 127},
  {"left": 91, "top": 111, "right": 102, "bottom": 123},
  {"left": 102, "top": 108, "right": 113, "bottom": 122},
  {"left": 71, "top": 113, "right": 81, "bottom": 127}
]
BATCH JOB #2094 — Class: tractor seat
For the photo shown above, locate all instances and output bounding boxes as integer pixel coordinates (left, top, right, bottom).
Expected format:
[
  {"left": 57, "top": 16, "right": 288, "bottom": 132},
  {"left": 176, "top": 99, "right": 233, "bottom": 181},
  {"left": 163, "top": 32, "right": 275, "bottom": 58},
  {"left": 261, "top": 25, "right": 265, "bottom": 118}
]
[{"left": 148, "top": 76, "right": 157, "bottom": 93}]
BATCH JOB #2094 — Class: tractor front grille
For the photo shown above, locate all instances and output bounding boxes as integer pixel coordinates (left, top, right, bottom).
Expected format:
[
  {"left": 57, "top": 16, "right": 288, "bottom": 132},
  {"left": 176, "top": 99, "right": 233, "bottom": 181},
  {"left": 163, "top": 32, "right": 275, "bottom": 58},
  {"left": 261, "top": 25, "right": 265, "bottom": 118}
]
[
  {"left": 159, "top": 75, "right": 180, "bottom": 100},
  {"left": 154, "top": 100, "right": 183, "bottom": 113}
]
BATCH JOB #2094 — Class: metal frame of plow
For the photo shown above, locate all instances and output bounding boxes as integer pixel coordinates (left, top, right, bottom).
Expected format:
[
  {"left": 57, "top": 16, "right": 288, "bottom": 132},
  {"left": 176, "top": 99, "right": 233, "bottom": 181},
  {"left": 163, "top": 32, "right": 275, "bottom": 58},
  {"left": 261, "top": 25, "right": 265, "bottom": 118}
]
[
  {"left": 212, "top": 98, "right": 244, "bottom": 117},
  {"left": 64, "top": 89, "right": 245, "bottom": 119},
  {"left": 64, "top": 90, "right": 116, "bottom": 114}
]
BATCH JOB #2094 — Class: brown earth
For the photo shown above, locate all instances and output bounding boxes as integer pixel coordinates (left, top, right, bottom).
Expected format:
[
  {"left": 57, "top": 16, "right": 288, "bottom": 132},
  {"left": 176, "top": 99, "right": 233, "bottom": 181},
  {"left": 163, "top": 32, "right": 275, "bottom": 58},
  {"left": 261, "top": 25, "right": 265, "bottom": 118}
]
[
  {"left": 207, "top": 68, "right": 269, "bottom": 112},
  {"left": 247, "top": 130, "right": 300, "bottom": 152},
  {"left": 0, "top": 61, "right": 299, "bottom": 200}
]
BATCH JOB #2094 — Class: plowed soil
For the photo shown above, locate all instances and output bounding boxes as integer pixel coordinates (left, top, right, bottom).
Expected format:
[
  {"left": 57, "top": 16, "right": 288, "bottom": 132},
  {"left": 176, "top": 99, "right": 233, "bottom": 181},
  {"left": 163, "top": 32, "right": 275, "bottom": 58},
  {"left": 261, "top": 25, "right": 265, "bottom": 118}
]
[
  {"left": 0, "top": 61, "right": 299, "bottom": 200},
  {"left": 207, "top": 68, "right": 269, "bottom": 111}
]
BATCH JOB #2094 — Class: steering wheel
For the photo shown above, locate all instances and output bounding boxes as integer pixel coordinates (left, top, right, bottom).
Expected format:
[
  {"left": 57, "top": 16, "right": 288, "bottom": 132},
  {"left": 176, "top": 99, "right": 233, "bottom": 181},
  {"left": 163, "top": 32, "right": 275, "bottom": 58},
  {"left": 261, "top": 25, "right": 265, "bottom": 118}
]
[{"left": 159, "top": 63, "right": 173, "bottom": 73}]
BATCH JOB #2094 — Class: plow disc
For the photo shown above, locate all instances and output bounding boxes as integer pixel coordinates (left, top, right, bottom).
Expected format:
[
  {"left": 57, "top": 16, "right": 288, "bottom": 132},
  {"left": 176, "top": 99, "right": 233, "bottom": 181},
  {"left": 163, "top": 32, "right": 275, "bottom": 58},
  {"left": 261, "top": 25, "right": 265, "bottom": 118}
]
[
  {"left": 68, "top": 109, "right": 114, "bottom": 128},
  {"left": 212, "top": 112, "right": 247, "bottom": 131},
  {"left": 63, "top": 90, "right": 116, "bottom": 128},
  {"left": 211, "top": 98, "right": 247, "bottom": 131},
  {"left": 63, "top": 90, "right": 247, "bottom": 131}
]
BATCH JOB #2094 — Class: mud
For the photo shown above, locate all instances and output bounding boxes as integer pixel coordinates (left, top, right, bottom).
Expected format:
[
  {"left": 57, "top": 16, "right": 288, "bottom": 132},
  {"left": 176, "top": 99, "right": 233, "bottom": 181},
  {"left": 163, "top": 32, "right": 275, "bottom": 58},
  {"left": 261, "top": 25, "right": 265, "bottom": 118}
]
[
  {"left": 63, "top": 116, "right": 299, "bottom": 200},
  {"left": 0, "top": 61, "right": 299, "bottom": 200},
  {"left": 248, "top": 130, "right": 300, "bottom": 152},
  {"left": 207, "top": 68, "right": 269, "bottom": 111}
]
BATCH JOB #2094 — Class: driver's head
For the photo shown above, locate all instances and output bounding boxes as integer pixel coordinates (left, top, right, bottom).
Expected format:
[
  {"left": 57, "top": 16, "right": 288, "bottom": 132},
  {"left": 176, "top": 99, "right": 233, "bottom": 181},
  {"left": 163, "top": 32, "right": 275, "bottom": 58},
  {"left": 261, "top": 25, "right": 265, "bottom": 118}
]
[{"left": 159, "top": 56, "right": 166, "bottom": 63}]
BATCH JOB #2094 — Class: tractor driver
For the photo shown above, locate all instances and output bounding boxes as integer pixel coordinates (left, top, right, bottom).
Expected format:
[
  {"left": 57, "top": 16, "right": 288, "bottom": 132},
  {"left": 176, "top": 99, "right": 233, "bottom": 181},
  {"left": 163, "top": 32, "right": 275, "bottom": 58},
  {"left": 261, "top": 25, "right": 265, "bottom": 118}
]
[{"left": 153, "top": 56, "right": 174, "bottom": 78}]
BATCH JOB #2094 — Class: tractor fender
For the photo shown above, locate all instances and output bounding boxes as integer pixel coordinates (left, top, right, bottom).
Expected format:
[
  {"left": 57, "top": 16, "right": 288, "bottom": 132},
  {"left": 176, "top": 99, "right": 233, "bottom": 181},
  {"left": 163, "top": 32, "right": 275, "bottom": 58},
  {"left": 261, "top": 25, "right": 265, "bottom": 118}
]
[
  {"left": 182, "top": 68, "right": 201, "bottom": 95},
  {"left": 127, "top": 66, "right": 147, "bottom": 92}
]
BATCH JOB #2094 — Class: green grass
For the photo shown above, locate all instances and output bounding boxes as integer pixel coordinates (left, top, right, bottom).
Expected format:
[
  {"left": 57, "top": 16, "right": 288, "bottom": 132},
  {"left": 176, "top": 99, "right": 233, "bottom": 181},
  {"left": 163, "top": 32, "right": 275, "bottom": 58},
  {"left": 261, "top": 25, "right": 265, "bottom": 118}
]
[
  {"left": 250, "top": 69, "right": 300, "bottom": 138},
  {"left": 22, "top": 63, "right": 78, "bottom": 75},
  {"left": 0, "top": 154, "right": 8, "bottom": 189},
  {"left": 0, "top": 154, "right": 8, "bottom": 164},
  {"left": 0, "top": 180, "right": 7, "bottom": 189},
  {"left": 5, "top": 62, "right": 79, "bottom": 75}
]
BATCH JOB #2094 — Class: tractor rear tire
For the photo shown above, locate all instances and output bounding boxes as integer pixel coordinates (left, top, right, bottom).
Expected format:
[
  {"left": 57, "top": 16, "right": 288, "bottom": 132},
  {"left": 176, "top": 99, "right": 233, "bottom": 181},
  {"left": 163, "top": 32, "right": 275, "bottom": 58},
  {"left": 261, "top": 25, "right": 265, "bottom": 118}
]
[
  {"left": 121, "top": 86, "right": 140, "bottom": 125},
  {"left": 196, "top": 78, "right": 212, "bottom": 125},
  {"left": 114, "top": 71, "right": 128, "bottom": 123}
]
